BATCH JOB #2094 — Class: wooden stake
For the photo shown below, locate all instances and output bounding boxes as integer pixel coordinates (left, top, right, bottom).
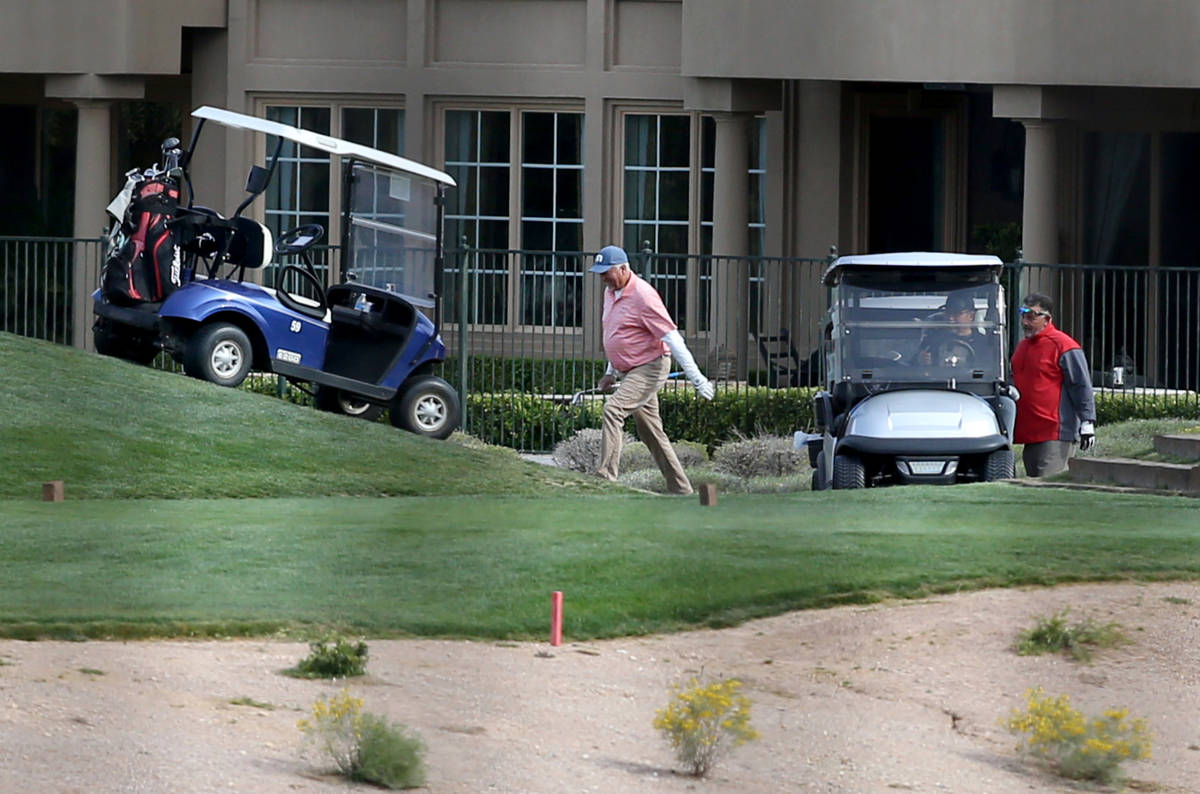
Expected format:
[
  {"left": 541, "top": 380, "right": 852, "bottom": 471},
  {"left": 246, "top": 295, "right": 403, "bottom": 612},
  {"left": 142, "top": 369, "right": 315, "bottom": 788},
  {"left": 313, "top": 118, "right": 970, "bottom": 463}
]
[{"left": 42, "top": 481, "right": 64, "bottom": 502}]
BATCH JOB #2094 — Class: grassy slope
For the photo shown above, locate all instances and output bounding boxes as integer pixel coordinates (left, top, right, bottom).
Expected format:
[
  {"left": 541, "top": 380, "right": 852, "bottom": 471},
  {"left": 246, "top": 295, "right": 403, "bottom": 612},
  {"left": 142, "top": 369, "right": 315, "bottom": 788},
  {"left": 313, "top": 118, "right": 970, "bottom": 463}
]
[{"left": 0, "top": 332, "right": 612, "bottom": 499}]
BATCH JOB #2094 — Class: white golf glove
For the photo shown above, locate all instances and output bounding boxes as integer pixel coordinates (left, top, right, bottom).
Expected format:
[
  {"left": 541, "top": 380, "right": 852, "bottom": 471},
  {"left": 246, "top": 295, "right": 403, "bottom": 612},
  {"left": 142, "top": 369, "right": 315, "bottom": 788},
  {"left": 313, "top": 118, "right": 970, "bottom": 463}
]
[
  {"left": 1079, "top": 421, "right": 1096, "bottom": 451},
  {"left": 662, "top": 330, "right": 715, "bottom": 401},
  {"left": 1007, "top": 384, "right": 1021, "bottom": 401}
]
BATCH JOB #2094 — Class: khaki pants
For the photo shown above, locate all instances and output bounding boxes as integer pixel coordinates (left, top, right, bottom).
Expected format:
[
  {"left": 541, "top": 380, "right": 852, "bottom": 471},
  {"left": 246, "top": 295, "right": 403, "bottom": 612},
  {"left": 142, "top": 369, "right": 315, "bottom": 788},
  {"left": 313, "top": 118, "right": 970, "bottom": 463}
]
[
  {"left": 595, "top": 356, "right": 693, "bottom": 495},
  {"left": 1022, "top": 440, "right": 1076, "bottom": 477}
]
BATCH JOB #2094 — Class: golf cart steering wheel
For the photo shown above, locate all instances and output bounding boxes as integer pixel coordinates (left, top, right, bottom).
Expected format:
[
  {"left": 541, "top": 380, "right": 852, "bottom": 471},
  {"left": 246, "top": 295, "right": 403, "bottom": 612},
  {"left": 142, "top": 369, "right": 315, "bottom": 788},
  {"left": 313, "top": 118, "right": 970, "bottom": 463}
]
[
  {"left": 273, "top": 224, "right": 328, "bottom": 320},
  {"left": 275, "top": 224, "right": 325, "bottom": 256}
]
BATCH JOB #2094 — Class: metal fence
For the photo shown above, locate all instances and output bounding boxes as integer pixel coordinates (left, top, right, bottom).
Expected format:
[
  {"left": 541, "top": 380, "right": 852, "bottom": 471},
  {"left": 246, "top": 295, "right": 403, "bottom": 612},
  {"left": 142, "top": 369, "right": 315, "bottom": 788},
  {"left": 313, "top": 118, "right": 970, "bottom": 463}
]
[
  {"left": 5, "top": 235, "right": 1199, "bottom": 448},
  {"left": 1011, "top": 260, "right": 1200, "bottom": 395},
  {"left": 442, "top": 247, "right": 830, "bottom": 393},
  {"left": 1, "top": 236, "right": 103, "bottom": 345}
]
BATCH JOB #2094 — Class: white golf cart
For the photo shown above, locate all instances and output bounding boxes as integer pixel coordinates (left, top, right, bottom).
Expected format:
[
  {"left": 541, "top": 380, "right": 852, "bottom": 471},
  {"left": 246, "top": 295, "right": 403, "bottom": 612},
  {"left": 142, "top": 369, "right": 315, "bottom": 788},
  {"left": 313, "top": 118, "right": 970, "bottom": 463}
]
[{"left": 801, "top": 252, "right": 1019, "bottom": 489}]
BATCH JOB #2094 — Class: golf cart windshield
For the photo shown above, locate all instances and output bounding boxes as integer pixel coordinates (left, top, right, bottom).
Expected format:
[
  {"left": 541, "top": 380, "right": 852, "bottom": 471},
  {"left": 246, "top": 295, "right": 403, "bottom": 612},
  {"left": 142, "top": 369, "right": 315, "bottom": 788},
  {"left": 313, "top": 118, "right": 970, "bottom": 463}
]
[
  {"left": 345, "top": 162, "right": 443, "bottom": 308},
  {"left": 828, "top": 279, "right": 1007, "bottom": 385},
  {"left": 188, "top": 106, "right": 454, "bottom": 308}
]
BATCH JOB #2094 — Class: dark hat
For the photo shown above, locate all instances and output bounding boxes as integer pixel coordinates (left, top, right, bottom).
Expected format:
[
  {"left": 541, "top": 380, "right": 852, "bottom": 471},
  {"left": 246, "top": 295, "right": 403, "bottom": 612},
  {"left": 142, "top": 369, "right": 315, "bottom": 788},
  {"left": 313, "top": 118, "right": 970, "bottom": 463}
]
[{"left": 944, "top": 293, "right": 976, "bottom": 314}]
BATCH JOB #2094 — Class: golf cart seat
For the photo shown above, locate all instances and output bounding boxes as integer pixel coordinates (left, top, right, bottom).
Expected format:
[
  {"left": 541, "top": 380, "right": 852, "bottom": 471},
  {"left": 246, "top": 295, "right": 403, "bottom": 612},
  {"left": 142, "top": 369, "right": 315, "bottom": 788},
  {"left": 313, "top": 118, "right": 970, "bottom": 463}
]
[{"left": 225, "top": 217, "right": 272, "bottom": 270}]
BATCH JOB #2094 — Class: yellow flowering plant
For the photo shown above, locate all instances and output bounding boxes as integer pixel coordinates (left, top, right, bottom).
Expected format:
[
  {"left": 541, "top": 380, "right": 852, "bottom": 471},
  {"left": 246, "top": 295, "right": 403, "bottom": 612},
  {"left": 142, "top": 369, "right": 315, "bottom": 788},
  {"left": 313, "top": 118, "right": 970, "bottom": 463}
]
[
  {"left": 298, "top": 688, "right": 426, "bottom": 789},
  {"left": 298, "top": 688, "right": 364, "bottom": 777},
  {"left": 653, "top": 676, "right": 759, "bottom": 777},
  {"left": 1004, "top": 687, "right": 1151, "bottom": 784}
]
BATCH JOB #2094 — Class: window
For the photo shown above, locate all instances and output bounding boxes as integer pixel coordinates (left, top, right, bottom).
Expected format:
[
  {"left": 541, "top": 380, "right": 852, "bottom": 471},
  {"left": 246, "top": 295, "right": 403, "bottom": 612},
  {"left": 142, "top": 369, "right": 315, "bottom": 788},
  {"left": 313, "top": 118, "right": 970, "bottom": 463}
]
[
  {"left": 623, "top": 114, "right": 691, "bottom": 256},
  {"left": 443, "top": 107, "right": 584, "bottom": 328},
  {"left": 622, "top": 112, "right": 766, "bottom": 331},
  {"left": 264, "top": 106, "right": 332, "bottom": 244},
  {"left": 261, "top": 103, "right": 404, "bottom": 282},
  {"left": 520, "top": 111, "right": 584, "bottom": 327}
]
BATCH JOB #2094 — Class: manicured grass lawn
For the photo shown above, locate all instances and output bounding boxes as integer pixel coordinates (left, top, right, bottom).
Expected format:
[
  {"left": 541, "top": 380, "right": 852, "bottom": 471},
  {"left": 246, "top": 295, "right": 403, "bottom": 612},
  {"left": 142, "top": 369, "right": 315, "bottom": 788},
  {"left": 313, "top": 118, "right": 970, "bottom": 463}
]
[
  {"left": 3, "top": 487, "right": 1197, "bottom": 640},
  {"left": 5, "top": 331, "right": 1200, "bottom": 642},
  {"left": 0, "top": 332, "right": 611, "bottom": 499}
]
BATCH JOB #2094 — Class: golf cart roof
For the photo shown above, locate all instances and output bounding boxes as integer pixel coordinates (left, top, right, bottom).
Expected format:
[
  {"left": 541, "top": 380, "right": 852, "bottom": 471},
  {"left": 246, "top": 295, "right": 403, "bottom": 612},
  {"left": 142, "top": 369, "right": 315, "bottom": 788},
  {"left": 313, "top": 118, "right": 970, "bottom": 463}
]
[
  {"left": 823, "top": 251, "right": 1004, "bottom": 286},
  {"left": 191, "top": 106, "right": 456, "bottom": 188}
]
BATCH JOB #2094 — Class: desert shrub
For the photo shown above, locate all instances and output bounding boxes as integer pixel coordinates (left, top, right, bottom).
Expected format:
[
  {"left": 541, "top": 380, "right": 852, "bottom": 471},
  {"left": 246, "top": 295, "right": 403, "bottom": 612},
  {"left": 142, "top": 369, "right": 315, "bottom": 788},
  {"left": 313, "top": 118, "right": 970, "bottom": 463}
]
[
  {"left": 1004, "top": 687, "right": 1151, "bottom": 785},
  {"left": 553, "top": 429, "right": 631, "bottom": 472},
  {"left": 1015, "top": 609, "right": 1130, "bottom": 662},
  {"left": 621, "top": 439, "right": 709, "bottom": 472},
  {"left": 287, "top": 638, "right": 369, "bottom": 679},
  {"left": 298, "top": 689, "right": 426, "bottom": 789},
  {"left": 711, "top": 433, "right": 804, "bottom": 478},
  {"left": 355, "top": 713, "right": 427, "bottom": 789},
  {"left": 653, "top": 676, "right": 758, "bottom": 777}
]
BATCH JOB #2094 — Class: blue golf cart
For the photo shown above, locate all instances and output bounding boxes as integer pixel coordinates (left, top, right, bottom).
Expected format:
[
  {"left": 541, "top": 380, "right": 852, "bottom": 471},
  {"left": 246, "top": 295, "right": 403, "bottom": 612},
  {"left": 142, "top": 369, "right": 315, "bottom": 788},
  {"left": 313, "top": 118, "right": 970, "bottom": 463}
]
[{"left": 91, "top": 106, "right": 461, "bottom": 439}]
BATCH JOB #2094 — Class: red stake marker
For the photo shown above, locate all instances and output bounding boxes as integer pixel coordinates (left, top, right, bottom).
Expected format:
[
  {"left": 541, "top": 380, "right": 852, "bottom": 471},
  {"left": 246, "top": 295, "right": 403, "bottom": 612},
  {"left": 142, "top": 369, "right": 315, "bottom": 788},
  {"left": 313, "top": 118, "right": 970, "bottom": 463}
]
[{"left": 550, "top": 590, "right": 564, "bottom": 646}]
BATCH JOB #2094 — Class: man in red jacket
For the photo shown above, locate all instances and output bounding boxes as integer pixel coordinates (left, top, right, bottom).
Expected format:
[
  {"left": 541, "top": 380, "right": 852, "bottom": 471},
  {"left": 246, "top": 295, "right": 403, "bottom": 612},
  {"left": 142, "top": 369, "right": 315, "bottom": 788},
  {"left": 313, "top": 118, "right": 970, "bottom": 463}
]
[{"left": 1011, "top": 293, "right": 1096, "bottom": 476}]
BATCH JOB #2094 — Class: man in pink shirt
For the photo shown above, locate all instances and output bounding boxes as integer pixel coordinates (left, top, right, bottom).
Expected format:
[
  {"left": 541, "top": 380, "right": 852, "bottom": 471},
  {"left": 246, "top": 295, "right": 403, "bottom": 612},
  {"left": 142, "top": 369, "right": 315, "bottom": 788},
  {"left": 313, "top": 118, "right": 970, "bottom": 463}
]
[{"left": 591, "top": 245, "right": 715, "bottom": 494}]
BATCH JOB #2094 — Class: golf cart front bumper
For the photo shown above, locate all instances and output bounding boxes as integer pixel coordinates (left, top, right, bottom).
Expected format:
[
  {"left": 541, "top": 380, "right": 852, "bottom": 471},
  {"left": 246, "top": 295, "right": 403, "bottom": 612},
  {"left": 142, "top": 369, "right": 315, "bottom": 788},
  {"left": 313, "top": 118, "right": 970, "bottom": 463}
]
[{"left": 838, "top": 434, "right": 1009, "bottom": 485}]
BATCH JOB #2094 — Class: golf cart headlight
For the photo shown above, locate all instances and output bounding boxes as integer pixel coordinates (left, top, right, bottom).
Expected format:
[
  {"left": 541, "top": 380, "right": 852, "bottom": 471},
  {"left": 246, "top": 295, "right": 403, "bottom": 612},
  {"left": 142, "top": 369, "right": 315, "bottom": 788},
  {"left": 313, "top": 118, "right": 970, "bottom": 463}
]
[{"left": 905, "top": 459, "right": 948, "bottom": 475}]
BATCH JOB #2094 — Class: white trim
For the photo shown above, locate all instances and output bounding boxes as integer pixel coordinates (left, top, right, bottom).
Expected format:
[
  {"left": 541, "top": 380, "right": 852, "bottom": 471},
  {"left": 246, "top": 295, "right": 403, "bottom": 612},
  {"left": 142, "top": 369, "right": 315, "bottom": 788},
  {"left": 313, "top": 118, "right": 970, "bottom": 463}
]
[{"left": 832, "top": 252, "right": 1002, "bottom": 267}]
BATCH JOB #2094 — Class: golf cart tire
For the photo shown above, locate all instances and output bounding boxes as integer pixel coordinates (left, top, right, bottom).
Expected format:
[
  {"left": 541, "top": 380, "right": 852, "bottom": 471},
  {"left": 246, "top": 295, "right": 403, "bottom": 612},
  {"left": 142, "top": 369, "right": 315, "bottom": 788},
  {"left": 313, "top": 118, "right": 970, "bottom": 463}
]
[
  {"left": 390, "top": 375, "right": 460, "bottom": 440},
  {"left": 93, "top": 318, "right": 158, "bottom": 365},
  {"left": 184, "top": 322, "right": 253, "bottom": 388},
  {"left": 314, "top": 385, "right": 384, "bottom": 422},
  {"left": 984, "top": 448, "right": 1016, "bottom": 481},
  {"left": 832, "top": 452, "right": 866, "bottom": 489}
]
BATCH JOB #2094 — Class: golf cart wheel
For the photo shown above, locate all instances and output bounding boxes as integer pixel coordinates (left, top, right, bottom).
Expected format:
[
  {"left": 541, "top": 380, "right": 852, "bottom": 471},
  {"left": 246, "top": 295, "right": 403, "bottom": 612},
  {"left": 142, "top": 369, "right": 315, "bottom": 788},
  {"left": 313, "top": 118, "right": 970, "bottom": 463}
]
[
  {"left": 831, "top": 452, "right": 866, "bottom": 489},
  {"left": 390, "top": 375, "right": 460, "bottom": 440},
  {"left": 93, "top": 318, "right": 158, "bottom": 365},
  {"left": 984, "top": 448, "right": 1016, "bottom": 481},
  {"left": 183, "top": 322, "right": 253, "bottom": 388},
  {"left": 314, "top": 385, "right": 384, "bottom": 422}
]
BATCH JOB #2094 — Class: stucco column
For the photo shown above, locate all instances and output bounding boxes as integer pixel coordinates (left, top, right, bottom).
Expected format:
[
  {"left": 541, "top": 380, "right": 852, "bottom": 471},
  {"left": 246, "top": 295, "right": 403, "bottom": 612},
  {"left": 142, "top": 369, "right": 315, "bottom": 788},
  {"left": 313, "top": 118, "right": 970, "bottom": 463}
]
[
  {"left": 711, "top": 112, "right": 752, "bottom": 379},
  {"left": 1020, "top": 120, "right": 1058, "bottom": 266},
  {"left": 72, "top": 100, "right": 114, "bottom": 350}
]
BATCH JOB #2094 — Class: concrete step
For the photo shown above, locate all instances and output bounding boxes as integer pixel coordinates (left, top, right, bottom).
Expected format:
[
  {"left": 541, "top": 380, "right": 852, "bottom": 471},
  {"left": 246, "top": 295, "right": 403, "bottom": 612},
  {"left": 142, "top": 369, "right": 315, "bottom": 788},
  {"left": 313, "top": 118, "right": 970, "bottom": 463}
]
[
  {"left": 1154, "top": 433, "right": 1200, "bottom": 461},
  {"left": 1069, "top": 456, "right": 1200, "bottom": 493}
]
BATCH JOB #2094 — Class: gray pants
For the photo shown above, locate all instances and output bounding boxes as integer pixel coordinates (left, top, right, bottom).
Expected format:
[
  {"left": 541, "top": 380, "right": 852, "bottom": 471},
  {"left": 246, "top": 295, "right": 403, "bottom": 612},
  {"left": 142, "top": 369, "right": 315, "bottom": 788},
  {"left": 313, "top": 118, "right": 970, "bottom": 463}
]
[
  {"left": 1022, "top": 440, "right": 1077, "bottom": 477},
  {"left": 595, "top": 356, "right": 693, "bottom": 495}
]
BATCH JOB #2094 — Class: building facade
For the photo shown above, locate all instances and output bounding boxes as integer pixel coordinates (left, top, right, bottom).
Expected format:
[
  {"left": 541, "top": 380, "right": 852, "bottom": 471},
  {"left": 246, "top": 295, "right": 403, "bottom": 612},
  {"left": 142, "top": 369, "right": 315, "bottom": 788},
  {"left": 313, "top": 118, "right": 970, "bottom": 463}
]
[{"left": 3, "top": 0, "right": 1199, "bottom": 361}]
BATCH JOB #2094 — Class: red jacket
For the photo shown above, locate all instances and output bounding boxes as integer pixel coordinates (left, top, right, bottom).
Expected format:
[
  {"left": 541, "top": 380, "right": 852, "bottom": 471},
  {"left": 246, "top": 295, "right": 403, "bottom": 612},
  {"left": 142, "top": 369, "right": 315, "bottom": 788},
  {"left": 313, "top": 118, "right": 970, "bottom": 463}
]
[{"left": 1011, "top": 322, "right": 1096, "bottom": 444}]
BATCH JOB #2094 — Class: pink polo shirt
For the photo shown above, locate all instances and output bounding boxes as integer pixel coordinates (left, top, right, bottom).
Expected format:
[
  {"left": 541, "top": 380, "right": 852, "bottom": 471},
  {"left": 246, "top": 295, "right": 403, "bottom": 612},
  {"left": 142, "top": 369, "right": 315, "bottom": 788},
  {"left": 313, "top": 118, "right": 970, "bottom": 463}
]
[{"left": 602, "top": 272, "right": 677, "bottom": 372}]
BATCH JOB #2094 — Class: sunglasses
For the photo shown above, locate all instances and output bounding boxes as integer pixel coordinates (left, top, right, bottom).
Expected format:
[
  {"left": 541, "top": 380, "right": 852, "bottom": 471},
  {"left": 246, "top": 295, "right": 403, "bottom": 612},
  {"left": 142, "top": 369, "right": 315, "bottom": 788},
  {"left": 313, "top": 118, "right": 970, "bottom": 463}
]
[{"left": 1018, "top": 306, "right": 1050, "bottom": 318}]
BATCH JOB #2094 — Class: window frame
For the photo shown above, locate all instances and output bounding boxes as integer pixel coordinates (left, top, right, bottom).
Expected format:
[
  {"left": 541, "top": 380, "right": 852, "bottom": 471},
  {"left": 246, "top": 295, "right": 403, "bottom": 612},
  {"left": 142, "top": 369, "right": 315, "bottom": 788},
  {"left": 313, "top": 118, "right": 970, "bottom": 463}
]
[
  {"left": 250, "top": 97, "right": 407, "bottom": 282},
  {"left": 436, "top": 99, "right": 587, "bottom": 333}
]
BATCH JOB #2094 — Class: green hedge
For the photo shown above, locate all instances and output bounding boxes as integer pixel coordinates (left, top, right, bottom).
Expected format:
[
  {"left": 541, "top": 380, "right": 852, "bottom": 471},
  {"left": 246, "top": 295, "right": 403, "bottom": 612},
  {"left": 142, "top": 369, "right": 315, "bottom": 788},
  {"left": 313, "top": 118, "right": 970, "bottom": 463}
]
[
  {"left": 437, "top": 356, "right": 782, "bottom": 396},
  {"left": 439, "top": 356, "right": 608, "bottom": 395},
  {"left": 1095, "top": 391, "right": 1200, "bottom": 425},
  {"left": 465, "top": 386, "right": 816, "bottom": 452}
]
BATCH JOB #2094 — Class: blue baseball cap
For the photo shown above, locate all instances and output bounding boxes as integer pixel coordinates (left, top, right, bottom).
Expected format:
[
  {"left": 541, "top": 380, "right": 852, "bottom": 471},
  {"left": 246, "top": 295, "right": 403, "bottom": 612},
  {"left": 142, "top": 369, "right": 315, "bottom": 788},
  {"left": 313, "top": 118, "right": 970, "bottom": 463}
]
[{"left": 590, "top": 245, "right": 629, "bottom": 273}]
